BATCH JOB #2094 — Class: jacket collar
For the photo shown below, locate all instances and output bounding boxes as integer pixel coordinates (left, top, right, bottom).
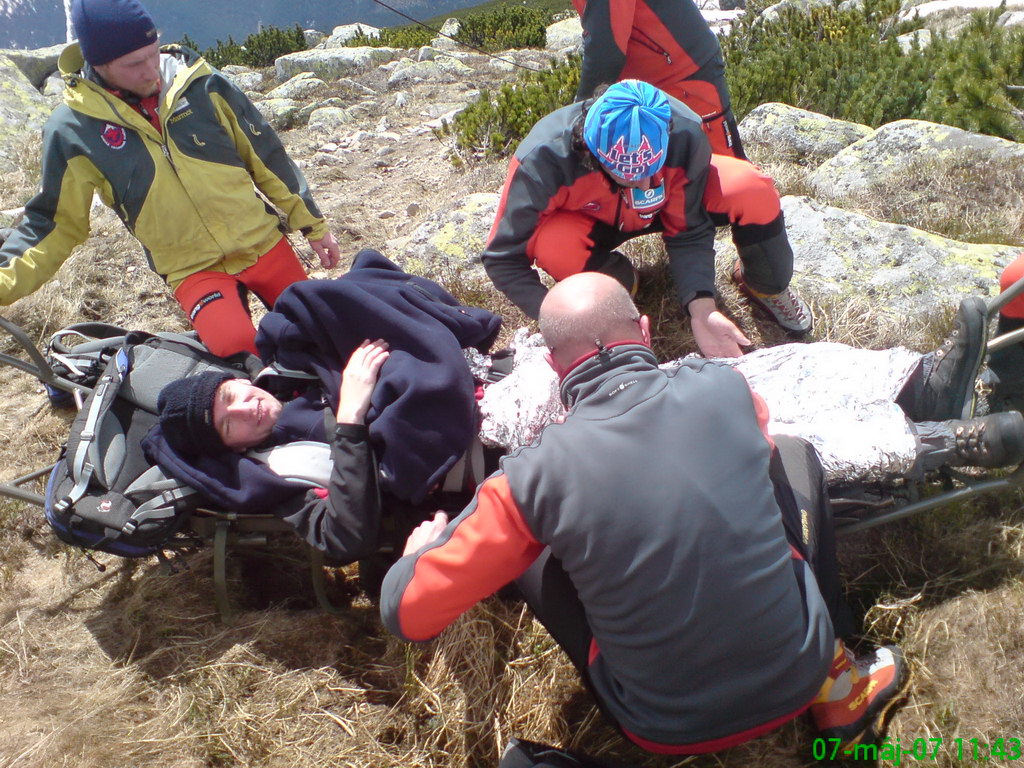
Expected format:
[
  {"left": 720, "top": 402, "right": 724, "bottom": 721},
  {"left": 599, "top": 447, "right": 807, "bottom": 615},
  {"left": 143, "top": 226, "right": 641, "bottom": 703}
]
[
  {"left": 58, "top": 43, "right": 209, "bottom": 130},
  {"left": 558, "top": 342, "right": 659, "bottom": 409}
]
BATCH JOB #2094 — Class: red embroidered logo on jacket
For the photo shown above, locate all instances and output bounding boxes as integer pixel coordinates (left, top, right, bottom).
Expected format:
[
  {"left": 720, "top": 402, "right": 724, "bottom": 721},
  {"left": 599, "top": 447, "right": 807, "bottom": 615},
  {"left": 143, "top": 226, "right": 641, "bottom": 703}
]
[
  {"left": 101, "top": 123, "right": 127, "bottom": 150},
  {"left": 597, "top": 135, "right": 663, "bottom": 180}
]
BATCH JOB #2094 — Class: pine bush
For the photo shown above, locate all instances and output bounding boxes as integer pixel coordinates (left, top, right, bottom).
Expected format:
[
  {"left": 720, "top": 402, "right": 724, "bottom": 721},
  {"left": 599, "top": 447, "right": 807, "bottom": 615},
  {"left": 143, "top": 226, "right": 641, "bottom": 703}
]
[
  {"left": 346, "top": 25, "right": 434, "bottom": 49},
  {"left": 458, "top": 5, "right": 550, "bottom": 51},
  {"left": 240, "top": 25, "right": 307, "bottom": 67},
  {"left": 199, "top": 25, "right": 307, "bottom": 69},
  {"left": 722, "top": 0, "right": 1024, "bottom": 140},
  {"left": 348, "top": 4, "right": 550, "bottom": 52},
  {"left": 446, "top": 55, "right": 580, "bottom": 158}
]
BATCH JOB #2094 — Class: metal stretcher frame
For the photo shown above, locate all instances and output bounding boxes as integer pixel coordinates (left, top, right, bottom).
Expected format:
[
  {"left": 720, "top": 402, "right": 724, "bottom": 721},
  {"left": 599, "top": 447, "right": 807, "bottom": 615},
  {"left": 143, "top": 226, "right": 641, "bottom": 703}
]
[
  {"left": 2, "top": 276, "right": 1024, "bottom": 581},
  {"left": 833, "top": 271, "right": 1024, "bottom": 535},
  {"left": 0, "top": 313, "right": 345, "bottom": 620}
]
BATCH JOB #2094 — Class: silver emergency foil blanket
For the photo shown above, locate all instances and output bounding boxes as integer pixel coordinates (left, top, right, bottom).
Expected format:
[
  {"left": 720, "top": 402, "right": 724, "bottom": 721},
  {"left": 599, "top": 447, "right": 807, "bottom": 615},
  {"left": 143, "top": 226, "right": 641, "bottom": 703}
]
[{"left": 478, "top": 335, "right": 923, "bottom": 484}]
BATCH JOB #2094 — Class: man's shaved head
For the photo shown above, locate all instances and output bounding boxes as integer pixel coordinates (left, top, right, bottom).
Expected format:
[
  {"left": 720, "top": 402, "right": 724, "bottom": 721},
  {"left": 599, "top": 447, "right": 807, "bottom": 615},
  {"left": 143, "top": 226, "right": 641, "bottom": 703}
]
[{"left": 539, "top": 272, "right": 648, "bottom": 370}]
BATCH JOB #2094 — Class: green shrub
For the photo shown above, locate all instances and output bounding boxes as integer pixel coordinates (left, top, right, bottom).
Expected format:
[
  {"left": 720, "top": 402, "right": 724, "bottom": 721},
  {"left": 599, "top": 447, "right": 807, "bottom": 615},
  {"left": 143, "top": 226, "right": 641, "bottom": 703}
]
[
  {"left": 458, "top": 4, "right": 550, "bottom": 51},
  {"left": 203, "top": 36, "right": 244, "bottom": 69},
  {"left": 348, "top": 4, "right": 550, "bottom": 52},
  {"left": 920, "top": 10, "right": 1024, "bottom": 141},
  {"left": 446, "top": 55, "right": 580, "bottom": 158},
  {"left": 722, "top": 0, "right": 1024, "bottom": 140},
  {"left": 346, "top": 25, "right": 434, "bottom": 49},
  {"left": 447, "top": 0, "right": 1024, "bottom": 163},
  {"left": 199, "top": 25, "right": 307, "bottom": 69},
  {"left": 240, "top": 25, "right": 307, "bottom": 67}
]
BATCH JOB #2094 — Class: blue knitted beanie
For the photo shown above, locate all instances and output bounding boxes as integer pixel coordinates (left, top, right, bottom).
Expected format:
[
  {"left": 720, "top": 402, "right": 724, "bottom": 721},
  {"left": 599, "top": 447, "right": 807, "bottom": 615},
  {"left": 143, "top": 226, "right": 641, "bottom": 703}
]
[
  {"left": 72, "top": 0, "right": 158, "bottom": 66},
  {"left": 583, "top": 80, "right": 671, "bottom": 182}
]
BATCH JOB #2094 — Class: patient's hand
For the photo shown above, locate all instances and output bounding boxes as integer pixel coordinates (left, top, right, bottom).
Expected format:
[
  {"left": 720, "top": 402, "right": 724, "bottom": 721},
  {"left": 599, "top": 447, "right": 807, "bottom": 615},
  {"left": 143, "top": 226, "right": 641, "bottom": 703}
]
[
  {"left": 403, "top": 511, "right": 449, "bottom": 556},
  {"left": 336, "top": 339, "right": 389, "bottom": 424}
]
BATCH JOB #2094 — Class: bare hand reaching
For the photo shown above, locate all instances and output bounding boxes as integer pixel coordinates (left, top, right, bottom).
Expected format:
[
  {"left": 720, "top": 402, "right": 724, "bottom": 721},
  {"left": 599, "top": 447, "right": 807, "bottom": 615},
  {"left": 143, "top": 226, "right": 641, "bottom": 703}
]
[{"left": 336, "top": 339, "right": 389, "bottom": 424}]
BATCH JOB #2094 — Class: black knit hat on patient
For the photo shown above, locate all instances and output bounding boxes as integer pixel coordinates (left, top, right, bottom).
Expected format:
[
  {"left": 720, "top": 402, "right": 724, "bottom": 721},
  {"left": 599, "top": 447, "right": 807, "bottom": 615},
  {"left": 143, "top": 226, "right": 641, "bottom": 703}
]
[{"left": 157, "top": 371, "right": 235, "bottom": 456}]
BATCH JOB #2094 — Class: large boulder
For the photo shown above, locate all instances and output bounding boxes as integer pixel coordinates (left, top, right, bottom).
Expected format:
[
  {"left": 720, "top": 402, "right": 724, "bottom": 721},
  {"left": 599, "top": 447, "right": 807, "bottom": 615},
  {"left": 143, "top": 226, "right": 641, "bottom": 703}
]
[
  {"left": 307, "top": 106, "right": 357, "bottom": 133},
  {"left": 1000, "top": 9, "right": 1024, "bottom": 25},
  {"left": 0, "top": 54, "right": 52, "bottom": 173},
  {"left": 897, "top": 0, "right": 1024, "bottom": 33},
  {"left": 253, "top": 98, "right": 302, "bottom": 130},
  {"left": 274, "top": 47, "right": 400, "bottom": 81},
  {"left": 895, "top": 28, "right": 933, "bottom": 52},
  {"left": 545, "top": 18, "right": 583, "bottom": 52},
  {"left": 323, "top": 23, "right": 380, "bottom": 48},
  {"left": 809, "top": 119, "right": 1024, "bottom": 201},
  {"left": 431, "top": 19, "right": 462, "bottom": 51},
  {"left": 0, "top": 44, "right": 65, "bottom": 89},
  {"left": 700, "top": 9, "right": 742, "bottom": 35},
  {"left": 393, "top": 193, "right": 500, "bottom": 291},
  {"left": 386, "top": 57, "right": 472, "bottom": 88},
  {"left": 266, "top": 71, "right": 326, "bottom": 100},
  {"left": 740, "top": 103, "right": 872, "bottom": 165},
  {"left": 760, "top": 0, "right": 832, "bottom": 23},
  {"left": 222, "top": 68, "right": 263, "bottom": 92},
  {"left": 781, "top": 196, "right": 1018, "bottom": 318},
  {"left": 304, "top": 29, "right": 328, "bottom": 48}
]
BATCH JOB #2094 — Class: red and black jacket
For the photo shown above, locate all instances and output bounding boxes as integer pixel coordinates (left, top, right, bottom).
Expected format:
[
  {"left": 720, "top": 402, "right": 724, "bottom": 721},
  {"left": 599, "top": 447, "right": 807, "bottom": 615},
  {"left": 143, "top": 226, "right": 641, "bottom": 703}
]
[
  {"left": 482, "top": 97, "right": 715, "bottom": 319},
  {"left": 573, "top": 0, "right": 725, "bottom": 101}
]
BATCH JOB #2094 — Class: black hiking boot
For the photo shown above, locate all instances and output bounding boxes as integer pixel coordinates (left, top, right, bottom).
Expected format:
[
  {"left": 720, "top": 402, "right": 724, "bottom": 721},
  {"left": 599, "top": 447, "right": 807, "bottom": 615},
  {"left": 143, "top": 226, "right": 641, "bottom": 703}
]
[
  {"left": 915, "top": 296, "right": 988, "bottom": 421},
  {"left": 915, "top": 412, "right": 1024, "bottom": 470}
]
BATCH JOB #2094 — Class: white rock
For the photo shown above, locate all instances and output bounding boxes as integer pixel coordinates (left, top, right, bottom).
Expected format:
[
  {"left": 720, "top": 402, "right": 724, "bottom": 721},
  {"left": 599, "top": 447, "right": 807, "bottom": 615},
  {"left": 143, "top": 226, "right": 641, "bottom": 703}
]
[
  {"left": 275, "top": 47, "right": 401, "bottom": 81},
  {"left": 266, "top": 71, "right": 326, "bottom": 100},
  {"left": 896, "top": 28, "right": 933, "bottom": 52},
  {"left": 431, "top": 19, "right": 462, "bottom": 51},
  {"left": 545, "top": 18, "right": 582, "bottom": 52},
  {"left": 323, "top": 23, "right": 381, "bottom": 48}
]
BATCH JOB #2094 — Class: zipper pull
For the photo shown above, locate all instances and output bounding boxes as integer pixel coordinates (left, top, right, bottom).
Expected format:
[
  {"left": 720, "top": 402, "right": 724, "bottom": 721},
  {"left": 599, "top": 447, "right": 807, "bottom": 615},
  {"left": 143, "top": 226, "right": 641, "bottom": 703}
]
[{"left": 664, "top": 52, "right": 672, "bottom": 64}]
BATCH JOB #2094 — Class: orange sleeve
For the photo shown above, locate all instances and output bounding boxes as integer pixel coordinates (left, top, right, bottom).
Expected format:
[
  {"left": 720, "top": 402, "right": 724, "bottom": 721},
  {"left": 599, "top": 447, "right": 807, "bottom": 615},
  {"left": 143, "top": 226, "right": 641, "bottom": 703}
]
[
  {"left": 750, "top": 389, "right": 775, "bottom": 451},
  {"left": 380, "top": 473, "right": 545, "bottom": 642}
]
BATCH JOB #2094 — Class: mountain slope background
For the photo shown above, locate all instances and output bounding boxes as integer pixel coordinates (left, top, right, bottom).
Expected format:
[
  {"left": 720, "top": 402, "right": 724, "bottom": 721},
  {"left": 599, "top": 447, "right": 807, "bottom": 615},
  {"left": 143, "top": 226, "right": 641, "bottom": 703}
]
[{"left": 0, "top": 0, "right": 487, "bottom": 49}]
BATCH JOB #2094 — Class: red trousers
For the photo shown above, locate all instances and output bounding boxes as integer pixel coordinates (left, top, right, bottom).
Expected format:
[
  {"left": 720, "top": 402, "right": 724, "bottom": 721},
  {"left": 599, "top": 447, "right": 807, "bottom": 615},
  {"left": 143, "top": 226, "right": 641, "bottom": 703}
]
[
  {"left": 531, "top": 155, "right": 791, "bottom": 295},
  {"left": 1000, "top": 252, "right": 1024, "bottom": 319},
  {"left": 173, "top": 236, "right": 307, "bottom": 357}
]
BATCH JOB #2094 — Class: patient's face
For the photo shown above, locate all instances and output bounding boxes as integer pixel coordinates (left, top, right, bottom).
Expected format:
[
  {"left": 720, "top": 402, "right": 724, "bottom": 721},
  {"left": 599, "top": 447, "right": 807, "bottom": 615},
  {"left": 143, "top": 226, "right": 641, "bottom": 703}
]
[{"left": 212, "top": 379, "right": 283, "bottom": 451}]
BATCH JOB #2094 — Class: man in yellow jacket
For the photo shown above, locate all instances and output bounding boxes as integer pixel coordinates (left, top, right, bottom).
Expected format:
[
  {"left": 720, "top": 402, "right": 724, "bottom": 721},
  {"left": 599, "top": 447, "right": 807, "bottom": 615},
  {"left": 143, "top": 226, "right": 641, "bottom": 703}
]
[{"left": 0, "top": 0, "right": 340, "bottom": 357}]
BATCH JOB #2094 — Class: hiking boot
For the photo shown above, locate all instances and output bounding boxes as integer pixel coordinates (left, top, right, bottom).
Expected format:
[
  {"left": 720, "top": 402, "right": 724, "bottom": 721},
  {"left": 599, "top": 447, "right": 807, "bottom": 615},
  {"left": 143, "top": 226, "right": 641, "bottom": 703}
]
[
  {"left": 948, "top": 412, "right": 1024, "bottom": 467},
  {"left": 914, "top": 412, "right": 1024, "bottom": 471},
  {"left": 810, "top": 642, "right": 908, "bottom": 748},
  {"left": 731, "top": 260, "right": 812, "bottom": 335},
  {"left": 915, "top": 296, "right": 988, "bottom": 421}
]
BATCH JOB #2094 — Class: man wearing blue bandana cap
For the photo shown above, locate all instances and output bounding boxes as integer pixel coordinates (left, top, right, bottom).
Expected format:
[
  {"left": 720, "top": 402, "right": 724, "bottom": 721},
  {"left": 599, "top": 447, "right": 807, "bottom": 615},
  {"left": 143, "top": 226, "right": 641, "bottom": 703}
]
[{"left": 483, "top": 80, "right": 810, "bottom": 359}]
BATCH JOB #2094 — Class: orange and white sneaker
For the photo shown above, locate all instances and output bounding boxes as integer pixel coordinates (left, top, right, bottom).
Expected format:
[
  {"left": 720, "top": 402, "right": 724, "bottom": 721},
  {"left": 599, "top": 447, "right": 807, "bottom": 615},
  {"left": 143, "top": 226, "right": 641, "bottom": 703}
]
[{"left": 810, "top": 641, "right": 909, "bottom": 747}]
